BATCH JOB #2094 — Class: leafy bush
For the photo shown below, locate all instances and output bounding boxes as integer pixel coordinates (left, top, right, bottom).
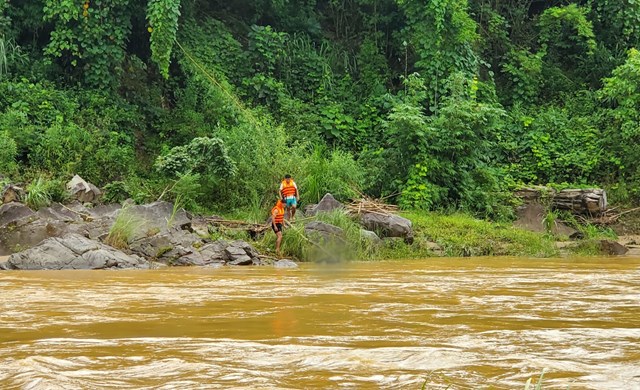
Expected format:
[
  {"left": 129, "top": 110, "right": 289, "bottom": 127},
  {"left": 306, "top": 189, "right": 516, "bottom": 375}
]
[
  {"left": 0, "top": 130, "right": 17, "bottom": 175},
  {"left": 300, "top": 147, "right": 364, "bottom": 204}
]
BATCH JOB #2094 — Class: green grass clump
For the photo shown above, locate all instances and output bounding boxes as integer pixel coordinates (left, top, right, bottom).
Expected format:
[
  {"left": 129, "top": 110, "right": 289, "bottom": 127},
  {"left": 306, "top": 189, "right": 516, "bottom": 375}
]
[
  {"left": 24, "top": 177, "right": 52, "bottom": 210},
  {"left": 104, "top": 208, "right": 144, "bottom": 250},
  {"left": 403, "top": 211, "right": 558, "bottom": 257}
]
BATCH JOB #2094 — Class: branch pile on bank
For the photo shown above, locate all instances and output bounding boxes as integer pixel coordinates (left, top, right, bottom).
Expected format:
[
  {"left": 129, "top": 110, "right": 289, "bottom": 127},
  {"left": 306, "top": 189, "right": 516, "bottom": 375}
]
[{"left": 346, "top": 197, "right": 399, "bottom": 216}]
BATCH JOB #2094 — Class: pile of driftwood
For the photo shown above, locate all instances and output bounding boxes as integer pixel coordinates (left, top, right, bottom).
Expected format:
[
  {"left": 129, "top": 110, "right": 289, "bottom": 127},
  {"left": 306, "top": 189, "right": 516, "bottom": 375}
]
[
  {"left": 346, "top": 196, "right": 398, "bottom": 216},
  {"left": 205, "top": 217, "right": 270, "bottom": 238}
]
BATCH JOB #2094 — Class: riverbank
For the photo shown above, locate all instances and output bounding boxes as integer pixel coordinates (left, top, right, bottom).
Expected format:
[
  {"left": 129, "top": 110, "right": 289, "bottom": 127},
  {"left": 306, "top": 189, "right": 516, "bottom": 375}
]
[
  {"left": 228, "top": 207, "right": 637, "bottom": 261},
  {"left": 1, "top": 195, "right": 637, "bottom": 270}
]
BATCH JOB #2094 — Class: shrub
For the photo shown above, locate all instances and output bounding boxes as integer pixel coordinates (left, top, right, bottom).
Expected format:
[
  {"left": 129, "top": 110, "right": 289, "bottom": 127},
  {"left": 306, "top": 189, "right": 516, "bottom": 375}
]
[{"left": 0, "top": 130, "right": 17, "bottom": 175}]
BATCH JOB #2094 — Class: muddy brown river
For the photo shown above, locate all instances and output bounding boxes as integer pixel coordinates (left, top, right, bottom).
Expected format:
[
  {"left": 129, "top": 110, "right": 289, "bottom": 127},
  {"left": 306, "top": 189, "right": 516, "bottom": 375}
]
[{"left": 1, "top": 257, "right": 639, "bottom": 389}]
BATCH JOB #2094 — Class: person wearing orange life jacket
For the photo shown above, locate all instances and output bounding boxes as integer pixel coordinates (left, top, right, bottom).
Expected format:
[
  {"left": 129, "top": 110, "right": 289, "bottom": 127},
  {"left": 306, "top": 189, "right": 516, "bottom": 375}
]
[
  {"left": 279, "top": 174, "right": 300, "bottom": 220},
  {"left": 271, "top": 198, "right": 285, "bottom": 256}
]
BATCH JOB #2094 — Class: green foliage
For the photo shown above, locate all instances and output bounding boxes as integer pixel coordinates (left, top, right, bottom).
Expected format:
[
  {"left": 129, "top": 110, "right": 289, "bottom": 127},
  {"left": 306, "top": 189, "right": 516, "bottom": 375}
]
[
  {"left": 398, "top": 0, "right": 479, "bottom": 108},
  {"left": 147, "top": 0, "right": 181, "bottom": 79},
  {"left": 155, "top": 136, "right": 235, "bottom": 178},
  {"left": 248, "top": 25, "right": 286, "bottom": 75},
  {"left": 590, "top": 0, "right": 640, "bottom": 49},
  {"left": 0, "top": 130, "right": 17, "bottom": 175},
  {"left": 300, "top": 147, "right": 364, "bottom": 203},
  {"left": 501, "top": 48, "right": 545, "bottom": 105},
  {"left": 43, "top": 0, "right": 133, "bottom": 88},
  {"left": 538, "top": 4, "right": 596, "bottom": 61},
  {"left": 598, "top": 48, "right": 640, "bottom": 186}
]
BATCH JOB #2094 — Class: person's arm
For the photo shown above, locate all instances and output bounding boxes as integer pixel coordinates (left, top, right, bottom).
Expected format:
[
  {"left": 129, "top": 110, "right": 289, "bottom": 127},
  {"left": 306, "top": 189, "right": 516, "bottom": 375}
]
[{"left": 294, "top": 182, "right": 299, "bottom": 200}]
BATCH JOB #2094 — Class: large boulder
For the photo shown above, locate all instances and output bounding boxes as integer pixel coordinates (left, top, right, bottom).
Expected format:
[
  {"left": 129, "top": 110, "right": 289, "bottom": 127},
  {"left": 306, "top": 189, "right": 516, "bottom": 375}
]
[
  {"left": 304, "top": 221, "right": 344, "bottom": 243},
  {"left": 0, "top": 203, "right": 43, "bottom": 256},
  {"left": 0, "top": 202, "right": 109, "bottom": 256},
  {"left": 66, "top": 175, "right": 102, "bottom": 203},
  {"left": 124, "top": 201, "right": 191, "bottom": 240},
  {"left": 225, "top": 240, "right": 261, "bottom": 265},
  {"left": 128, "top": 226, "right": 216, "bottom": 266},
  {"left": 0, "top": 202, "right": 35, "bottom": 226},
  {"left": 305, "top": 193, "right": 343, "bottom": 216},
  {"left": 1, "top": 234, "right": 149, "bottom": 270},
  {"left": 360, "top": 212, "right": 414, "bottom": 243}
]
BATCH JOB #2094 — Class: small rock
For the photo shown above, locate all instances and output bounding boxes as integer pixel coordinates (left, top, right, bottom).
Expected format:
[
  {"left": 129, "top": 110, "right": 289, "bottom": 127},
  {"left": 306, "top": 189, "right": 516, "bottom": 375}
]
[
  {"left": 598, "top": 240, "right": 628, "bottom": 256},
  {"left": 66, "top": 175, "right": 102, "bottom": 203},
  {"left": 274, "top": 259, "right": 298, "bottom": 268},
  {"left": 360, "top": 229, "right": 382, "bottom": 245}
]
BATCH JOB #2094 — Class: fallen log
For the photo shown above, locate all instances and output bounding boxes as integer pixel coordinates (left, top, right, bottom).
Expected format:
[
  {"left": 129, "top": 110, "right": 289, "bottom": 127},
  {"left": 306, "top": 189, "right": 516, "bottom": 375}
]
[
  {"left": 515, "top": 187, "right": 608, "bottom": 215},
  {"left": 552, "top": 188, "right": 607, "bottom": 215}
]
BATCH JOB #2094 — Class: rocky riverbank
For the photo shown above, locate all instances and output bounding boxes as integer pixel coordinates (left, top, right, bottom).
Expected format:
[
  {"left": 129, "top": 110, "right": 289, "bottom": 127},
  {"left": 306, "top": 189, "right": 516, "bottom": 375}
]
[{"left": 0, "top": 199, "right": 301, "bottom": 270}]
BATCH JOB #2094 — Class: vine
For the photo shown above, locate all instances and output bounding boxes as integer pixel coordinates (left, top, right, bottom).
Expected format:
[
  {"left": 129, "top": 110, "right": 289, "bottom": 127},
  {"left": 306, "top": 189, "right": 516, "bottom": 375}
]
[
  {"left": 43, "top": 0, "right": 132, "bottom": 88},
  {"left": 146, "top": 0, "right": 181, "bottom": 79},
  {"left": 397, "top": 0, "right": 479, "bottom": 110}
]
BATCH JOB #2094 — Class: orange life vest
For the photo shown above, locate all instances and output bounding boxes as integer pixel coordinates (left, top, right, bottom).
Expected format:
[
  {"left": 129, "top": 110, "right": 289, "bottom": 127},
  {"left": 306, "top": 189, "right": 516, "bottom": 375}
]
[
  {"left": 272, "top": 202, "right": 284, "bottom": 223},
  {"left": 280, "top": 179, "right": 297, "bottom": 198}
]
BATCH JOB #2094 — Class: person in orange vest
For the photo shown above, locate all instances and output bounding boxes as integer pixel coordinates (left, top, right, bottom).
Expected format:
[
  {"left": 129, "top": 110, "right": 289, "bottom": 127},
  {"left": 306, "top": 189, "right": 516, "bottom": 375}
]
[
  {"left": 279, "top": 174, "right": 299, "bottom": 220},
  {"left": 271, "top": 198, "right": 285, "bottom": 256}
]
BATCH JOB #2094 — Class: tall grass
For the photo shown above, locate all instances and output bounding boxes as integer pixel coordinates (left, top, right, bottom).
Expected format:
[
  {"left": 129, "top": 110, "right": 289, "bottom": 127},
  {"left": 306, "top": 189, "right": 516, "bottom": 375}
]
[
  {"left": 104, "top": 208, "right": 144, "bottom": 250},
  {"left": 24, "top": 177, "right": 52, "bottom": 210},
  {"left": 258, "top": 210, "right": 383, "bottom": 261}
]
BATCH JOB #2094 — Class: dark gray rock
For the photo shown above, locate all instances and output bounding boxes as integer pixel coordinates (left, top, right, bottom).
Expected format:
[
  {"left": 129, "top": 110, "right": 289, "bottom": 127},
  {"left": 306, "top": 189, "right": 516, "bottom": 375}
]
[
  {"left": 36, "top": 203, "right": 83, "bottom": 223},
  {"left": 0, "top": 202, "right": 35, "bottom": 227},
  {"left": 303, "top": 203, "right": 317, "bottom": 216},
  {"left": 360, "top": 229, "right": 382, "bottom": 245},
  {"left": 305, "top": 221, "right": 344, "bottom": 242},
  {"left": 306, "top": 193, "right": 342, "bottom": 216},
  {"left": 274, "top": 259, "right": 298, "bottom": 268},
  {"left": 360, "top": 212, "right": 414, "bottom": 244},
  {"left": 599, "top": 240, "right": 629, "bottom": 256},
  {"left": 2, "top": 234, "right": 148, "bottom": 270},
  {"left": 0, "top": 204, "right": 58, "bottom": 256},
  {"left": 125, "top": 201, "right": 191, "bottom": 240},
  {"left": 225, "top": 240, "right": 260, "bottom": 265}
]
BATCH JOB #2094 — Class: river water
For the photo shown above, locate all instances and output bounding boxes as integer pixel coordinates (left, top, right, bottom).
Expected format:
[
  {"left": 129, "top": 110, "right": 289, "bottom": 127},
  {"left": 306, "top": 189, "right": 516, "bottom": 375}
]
[{"left": 1, "top": 257, "right": 639, "bottom": 390}]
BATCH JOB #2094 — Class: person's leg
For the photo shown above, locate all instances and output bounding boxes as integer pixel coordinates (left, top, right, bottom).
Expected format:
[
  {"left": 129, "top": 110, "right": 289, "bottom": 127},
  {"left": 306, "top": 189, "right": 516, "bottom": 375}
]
[
  {"left": 290, "top": 206, "right": 296, "bottom": 220},
  {"left": 275, "top": 230, "right": 283, "bottom": 256}
]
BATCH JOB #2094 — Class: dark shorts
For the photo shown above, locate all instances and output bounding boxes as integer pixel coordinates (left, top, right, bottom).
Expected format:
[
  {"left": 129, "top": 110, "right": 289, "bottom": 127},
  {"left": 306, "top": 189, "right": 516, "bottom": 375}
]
[{"left": 272, "top": 223, "right": 283, "bottom": 233}]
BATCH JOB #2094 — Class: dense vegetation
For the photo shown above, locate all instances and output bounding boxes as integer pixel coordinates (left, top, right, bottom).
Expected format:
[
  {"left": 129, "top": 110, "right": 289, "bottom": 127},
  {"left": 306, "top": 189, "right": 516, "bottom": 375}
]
[{"left": 1, "top": 0, "right": 639, "bottom": 218}]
